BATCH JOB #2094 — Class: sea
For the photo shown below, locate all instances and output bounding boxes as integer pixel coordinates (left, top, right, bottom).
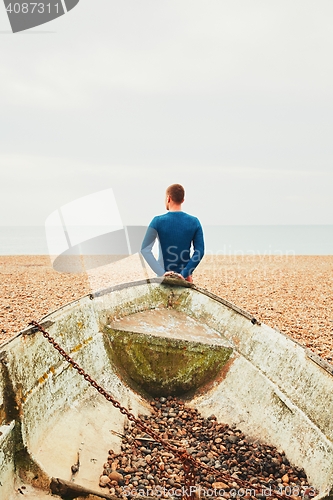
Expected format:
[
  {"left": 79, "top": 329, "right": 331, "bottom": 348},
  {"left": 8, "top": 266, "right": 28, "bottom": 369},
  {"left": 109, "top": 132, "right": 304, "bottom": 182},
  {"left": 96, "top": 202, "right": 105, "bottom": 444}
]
[{"left": 0, "top": 225, "right": 332, "bottom": 256}]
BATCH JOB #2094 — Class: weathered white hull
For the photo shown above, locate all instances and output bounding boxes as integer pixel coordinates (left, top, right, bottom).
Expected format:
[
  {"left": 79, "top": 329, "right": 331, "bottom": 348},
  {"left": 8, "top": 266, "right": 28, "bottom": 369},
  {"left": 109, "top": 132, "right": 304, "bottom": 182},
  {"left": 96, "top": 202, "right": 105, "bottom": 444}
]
[{"left": 0, "top": 279, "right": 332, "bottom": 499}]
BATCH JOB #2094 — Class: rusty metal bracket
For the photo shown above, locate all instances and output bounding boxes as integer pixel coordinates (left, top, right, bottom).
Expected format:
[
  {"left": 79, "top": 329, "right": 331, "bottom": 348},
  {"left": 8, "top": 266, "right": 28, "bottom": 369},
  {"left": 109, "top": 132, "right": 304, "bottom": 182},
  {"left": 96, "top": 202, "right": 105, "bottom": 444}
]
[{"left": 50, "top": 477, "right": 114, "bottom": 499}]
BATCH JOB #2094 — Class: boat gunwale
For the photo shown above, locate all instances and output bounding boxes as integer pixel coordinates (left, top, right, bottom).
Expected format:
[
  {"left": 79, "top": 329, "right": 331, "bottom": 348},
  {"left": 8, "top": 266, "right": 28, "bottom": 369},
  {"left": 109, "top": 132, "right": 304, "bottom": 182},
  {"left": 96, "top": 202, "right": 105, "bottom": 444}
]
[{"left": 1, "top": 277, "right": 333, "bottom": 379}]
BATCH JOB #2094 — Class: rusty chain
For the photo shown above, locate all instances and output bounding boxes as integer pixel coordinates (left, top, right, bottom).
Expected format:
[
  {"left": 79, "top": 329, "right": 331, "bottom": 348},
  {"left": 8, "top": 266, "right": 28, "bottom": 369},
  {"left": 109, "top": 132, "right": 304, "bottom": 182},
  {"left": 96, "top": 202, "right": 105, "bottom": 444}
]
[{"left": 30, "top": 320, "right": 291, "bottom": 499}]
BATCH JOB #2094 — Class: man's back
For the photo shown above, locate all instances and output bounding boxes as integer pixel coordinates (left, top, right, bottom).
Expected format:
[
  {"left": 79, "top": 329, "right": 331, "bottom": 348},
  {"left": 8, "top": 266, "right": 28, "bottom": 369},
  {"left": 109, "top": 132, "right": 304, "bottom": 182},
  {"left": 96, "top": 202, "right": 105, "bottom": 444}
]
[
  {"left": 150, "top": 211, "right": 202, "bottom": 275},
  {"left": 141, "top": 210, "right": 204, "bottom": 279},
  {"left": 141, "top": 183, "right": 204, "bottom": 280}
]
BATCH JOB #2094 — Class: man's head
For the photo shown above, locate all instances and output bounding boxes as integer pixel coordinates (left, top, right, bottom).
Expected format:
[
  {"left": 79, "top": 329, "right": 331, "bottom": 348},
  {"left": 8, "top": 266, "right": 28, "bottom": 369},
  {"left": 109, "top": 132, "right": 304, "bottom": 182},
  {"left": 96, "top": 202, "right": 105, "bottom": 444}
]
[{"left": 165, "top": 184, "right": 185, "bottom": 210}]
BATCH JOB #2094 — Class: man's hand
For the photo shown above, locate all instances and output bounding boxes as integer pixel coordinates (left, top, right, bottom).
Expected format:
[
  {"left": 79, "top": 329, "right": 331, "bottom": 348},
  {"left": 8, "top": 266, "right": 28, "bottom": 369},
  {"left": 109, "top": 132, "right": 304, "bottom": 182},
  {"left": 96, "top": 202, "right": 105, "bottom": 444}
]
[{"left": 164, "top": 271, "right": 185, "bottom": 280}]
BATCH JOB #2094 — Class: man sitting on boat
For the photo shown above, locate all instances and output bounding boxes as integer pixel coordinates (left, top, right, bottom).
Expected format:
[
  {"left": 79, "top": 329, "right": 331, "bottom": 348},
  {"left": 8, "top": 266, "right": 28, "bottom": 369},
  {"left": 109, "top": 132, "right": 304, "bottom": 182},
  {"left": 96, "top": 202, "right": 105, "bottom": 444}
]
[{"left": 141, "top": 184, "right": 204, "bottom": 282}]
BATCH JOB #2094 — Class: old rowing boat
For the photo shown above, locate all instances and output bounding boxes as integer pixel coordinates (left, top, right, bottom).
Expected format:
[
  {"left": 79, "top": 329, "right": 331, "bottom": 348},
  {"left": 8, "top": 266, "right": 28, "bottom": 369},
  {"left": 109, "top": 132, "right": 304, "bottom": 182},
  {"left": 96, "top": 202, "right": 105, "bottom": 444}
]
[{"left": 0, "top": 278, "right": 332, "bottom": 499}]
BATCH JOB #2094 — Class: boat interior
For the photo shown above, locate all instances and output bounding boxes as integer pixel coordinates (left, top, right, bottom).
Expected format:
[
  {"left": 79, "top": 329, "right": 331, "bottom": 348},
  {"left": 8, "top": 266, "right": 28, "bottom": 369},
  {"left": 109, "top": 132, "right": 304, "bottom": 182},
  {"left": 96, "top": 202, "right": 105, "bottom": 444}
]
[{"left": 0, "top": 278, "right": 333, "bottom": 499}]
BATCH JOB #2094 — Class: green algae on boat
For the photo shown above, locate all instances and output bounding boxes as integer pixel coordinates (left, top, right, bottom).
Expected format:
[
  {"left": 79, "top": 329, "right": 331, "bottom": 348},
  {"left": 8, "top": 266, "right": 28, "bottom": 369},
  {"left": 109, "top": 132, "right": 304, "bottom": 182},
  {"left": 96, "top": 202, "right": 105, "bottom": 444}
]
[{"left": 104, "top": 326, "right": 232, "bottom": 396}]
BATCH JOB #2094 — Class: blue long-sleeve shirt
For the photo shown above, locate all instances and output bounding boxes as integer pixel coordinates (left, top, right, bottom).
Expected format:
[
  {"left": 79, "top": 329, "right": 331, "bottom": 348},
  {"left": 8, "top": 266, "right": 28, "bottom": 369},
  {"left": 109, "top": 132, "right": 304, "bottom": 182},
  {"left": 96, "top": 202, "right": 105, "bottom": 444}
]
[{"left": 141, "top": 211, "right": 204, "bottom": 279}]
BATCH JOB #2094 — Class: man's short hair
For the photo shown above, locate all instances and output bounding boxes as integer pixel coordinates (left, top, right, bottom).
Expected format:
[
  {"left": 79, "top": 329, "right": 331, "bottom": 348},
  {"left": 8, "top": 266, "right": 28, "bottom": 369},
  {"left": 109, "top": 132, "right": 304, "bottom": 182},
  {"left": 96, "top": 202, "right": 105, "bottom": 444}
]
[{"left": 167, "top": 184, "right": 185, "bottom": 204}]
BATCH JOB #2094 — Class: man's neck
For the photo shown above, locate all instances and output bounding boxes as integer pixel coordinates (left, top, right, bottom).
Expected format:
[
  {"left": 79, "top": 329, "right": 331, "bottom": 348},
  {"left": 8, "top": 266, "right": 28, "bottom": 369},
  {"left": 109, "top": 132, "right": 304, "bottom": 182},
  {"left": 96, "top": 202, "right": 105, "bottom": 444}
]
[{"left": 168, "top": 204, "right": 182, "bottom": 212}]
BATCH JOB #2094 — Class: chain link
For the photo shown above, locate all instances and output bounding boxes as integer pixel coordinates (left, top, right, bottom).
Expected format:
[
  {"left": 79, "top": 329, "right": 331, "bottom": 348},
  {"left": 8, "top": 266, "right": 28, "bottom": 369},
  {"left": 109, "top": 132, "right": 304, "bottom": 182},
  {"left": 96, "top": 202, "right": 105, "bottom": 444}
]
[{"left": 29, "top": 320, "right": 289, "bottom": 499}]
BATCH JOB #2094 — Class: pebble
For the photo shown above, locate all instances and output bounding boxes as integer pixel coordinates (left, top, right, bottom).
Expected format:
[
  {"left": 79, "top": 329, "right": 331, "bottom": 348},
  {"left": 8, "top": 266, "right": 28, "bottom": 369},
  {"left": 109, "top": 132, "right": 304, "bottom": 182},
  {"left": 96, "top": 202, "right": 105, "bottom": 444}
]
[
  {"left": 99, "top": 475, "right": 110, "bottom": 487},
  {"left": 212, "top": 482, "right": 228, "bottom": 489},
  {"left": 102, "top": 397, "right": 316, "bottom": 498},
  {"left": 109, "top": 471, "right": 124, "bottom": 483}
]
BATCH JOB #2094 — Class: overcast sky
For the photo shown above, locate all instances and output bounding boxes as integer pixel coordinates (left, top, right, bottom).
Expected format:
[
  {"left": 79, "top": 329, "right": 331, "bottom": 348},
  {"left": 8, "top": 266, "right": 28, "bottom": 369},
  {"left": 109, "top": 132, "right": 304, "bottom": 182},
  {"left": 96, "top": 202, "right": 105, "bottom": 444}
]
[{"left": 1, "top": 0, "right": 333, "bottom": 228}]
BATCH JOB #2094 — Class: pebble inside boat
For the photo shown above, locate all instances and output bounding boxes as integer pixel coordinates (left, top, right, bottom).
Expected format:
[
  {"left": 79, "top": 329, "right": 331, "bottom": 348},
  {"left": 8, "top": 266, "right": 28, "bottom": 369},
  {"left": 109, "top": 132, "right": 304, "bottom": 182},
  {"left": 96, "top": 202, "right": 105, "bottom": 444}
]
[{"left": 0, "top": 278, "right": 333, "bottom": 499}]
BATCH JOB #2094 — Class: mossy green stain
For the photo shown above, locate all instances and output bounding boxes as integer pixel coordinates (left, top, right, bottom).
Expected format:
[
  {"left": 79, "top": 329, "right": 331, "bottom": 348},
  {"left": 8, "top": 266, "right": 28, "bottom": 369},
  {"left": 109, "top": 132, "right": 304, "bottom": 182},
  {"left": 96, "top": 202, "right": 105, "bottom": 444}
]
[{"left": 104, "top": 327, "right": 232, "bottom": 397}]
